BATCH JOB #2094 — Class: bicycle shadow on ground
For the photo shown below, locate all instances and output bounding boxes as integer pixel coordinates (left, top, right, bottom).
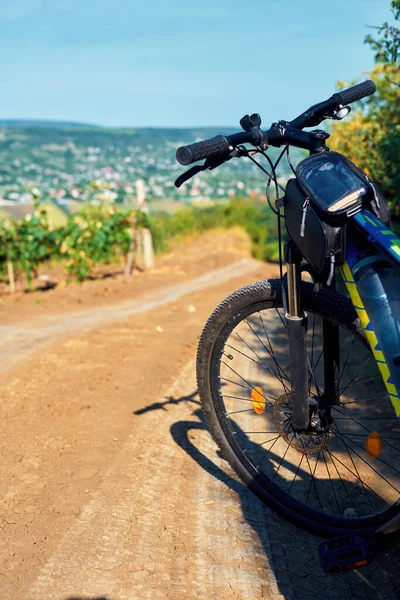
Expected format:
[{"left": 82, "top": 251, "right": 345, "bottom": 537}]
[
  {"left": 133, "top": 389, "right": 199, "bottom": 416},
  {"left": 169, "top": 393, "right": 400, "bottom": 600}
]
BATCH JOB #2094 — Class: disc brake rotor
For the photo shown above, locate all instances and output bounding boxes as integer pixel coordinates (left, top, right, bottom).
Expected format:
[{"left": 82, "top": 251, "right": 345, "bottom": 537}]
[{"left": 273, "top": 393, "right": 329, "bottom": 455}]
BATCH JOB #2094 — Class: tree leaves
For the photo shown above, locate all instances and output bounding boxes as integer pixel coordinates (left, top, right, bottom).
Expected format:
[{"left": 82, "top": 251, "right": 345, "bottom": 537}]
[
  {"left": 329, "top": 2, "right": 400, "bottom": 217},
  {"left": 364, "top": 1, "right": 400, "bottom": 64}
]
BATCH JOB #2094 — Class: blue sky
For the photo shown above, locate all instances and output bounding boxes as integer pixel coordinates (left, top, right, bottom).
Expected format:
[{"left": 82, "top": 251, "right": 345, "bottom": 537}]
[{"left": 0, "top": 0, "right": 391, "bottom": 127}]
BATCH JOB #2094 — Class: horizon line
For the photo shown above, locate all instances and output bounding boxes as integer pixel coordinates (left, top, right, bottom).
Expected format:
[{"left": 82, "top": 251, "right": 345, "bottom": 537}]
[{"left": 0, "top": 118, "right": 238, "bottom": 130}]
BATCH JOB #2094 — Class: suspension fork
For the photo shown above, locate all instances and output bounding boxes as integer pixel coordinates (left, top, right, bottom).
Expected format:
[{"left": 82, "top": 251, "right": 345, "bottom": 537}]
[
  {"left": 284, "top": 241, "right": 309, "bottom": 430},
  {"left": 322, "top": 277, "right": 340, "bottom": 407}
]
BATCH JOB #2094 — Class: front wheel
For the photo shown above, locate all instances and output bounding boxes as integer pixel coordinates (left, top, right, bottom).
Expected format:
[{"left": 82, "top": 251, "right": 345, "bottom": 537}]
[{"left": 196, "top": 279, "right": 400, "bottom": 537}]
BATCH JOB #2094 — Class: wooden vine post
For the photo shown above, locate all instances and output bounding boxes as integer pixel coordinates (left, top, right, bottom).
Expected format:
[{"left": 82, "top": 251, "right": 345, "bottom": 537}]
[
  {"left": 124, "top": 211, "right": 137, "bottom": 276},
  {"left": 2, "top": 222, "right": 17, "bottom": 293},
  {"left": 7, "top": 254, "right": 16, "bottom": 294},
  {"left": 140, "top": 227, "right": 154, "bottom": 270},
  {"left": 134, "top": 178, "right": 154, "bottom": 271}
]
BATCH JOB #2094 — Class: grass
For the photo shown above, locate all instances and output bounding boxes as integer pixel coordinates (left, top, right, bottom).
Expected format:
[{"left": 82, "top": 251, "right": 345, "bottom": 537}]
[{"left": 150, "top": 197, "right": 281, "bottom": 263}]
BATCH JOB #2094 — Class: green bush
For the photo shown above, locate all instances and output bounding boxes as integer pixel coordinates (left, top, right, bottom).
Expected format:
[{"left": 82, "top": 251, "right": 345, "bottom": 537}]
[
  {"left": 0, "top": 197, "right": 280, "bottom": 287},
  {"left": 152, "top": 197, "right": 281, "bottom": 263},
  {"left": 0, "top": 204, "right": 56, "bottom": 285}
]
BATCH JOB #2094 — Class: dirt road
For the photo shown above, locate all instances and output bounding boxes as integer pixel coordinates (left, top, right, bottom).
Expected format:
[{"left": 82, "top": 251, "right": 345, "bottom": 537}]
[{"left": 1, "top": 232, "right": 399, "bottom": 600}]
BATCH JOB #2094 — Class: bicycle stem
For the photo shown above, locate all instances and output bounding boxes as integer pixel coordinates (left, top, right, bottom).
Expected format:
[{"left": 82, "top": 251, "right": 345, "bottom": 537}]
[{"left": 285, "top": 241, "right": 310, "bottom": 431}]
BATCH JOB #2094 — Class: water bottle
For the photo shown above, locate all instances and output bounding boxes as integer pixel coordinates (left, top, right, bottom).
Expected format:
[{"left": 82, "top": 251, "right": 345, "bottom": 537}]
[{"left": 354, "top": 255, "right": 400, "bottom": 394}]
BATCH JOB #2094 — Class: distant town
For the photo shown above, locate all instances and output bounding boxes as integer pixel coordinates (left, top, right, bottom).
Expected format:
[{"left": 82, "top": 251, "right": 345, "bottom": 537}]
[{"left": 0, "top": 120, "right": 301, "bottom": 218}]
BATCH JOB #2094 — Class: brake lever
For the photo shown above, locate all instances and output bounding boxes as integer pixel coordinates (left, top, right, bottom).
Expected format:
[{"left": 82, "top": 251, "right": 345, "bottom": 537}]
[
  {"left": 206, "top": 153, "right": 232, "bottom": 169},
  {"left": 174, "top": 165, "right": 205, "bottom": 188},
  {"left": 174, "top": 154, "right": 232, "bottom": 188}
]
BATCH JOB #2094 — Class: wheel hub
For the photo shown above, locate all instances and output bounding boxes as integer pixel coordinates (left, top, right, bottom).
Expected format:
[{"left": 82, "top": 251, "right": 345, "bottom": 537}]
[{"left": 273, "top": 393, "right": 329, "bottom": 455}]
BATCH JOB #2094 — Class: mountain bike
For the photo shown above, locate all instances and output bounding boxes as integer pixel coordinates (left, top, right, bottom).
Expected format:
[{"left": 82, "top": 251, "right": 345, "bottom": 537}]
[{"left": 175, "top": 81, "right": 400, "bottom": 567}]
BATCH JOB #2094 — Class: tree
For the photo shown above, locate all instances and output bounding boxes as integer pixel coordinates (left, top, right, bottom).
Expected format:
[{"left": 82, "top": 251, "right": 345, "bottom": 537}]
[
  {"left": 365, "top": 1, "right": 400, "bottom": 64},
  {"left": 328, "top": 2, "right": 400, "bottom": 215}
]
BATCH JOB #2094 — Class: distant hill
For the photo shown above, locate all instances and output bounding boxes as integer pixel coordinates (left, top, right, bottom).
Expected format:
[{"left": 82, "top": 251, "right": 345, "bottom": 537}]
[
  {"left": 0, "top": 120, "right": 236, "bottom": 146},
  {"left": 0, "top": 119, "right": 235, "bottom": 134},
  {"left": 0, "top": 119, "right": 103, "bottom": 130},
  {"left": 0, "top": 120, "right": 305, "bottom": 204}
]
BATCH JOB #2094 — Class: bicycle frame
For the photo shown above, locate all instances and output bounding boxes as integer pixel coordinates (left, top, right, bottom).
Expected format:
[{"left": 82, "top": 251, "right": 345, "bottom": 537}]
[
  {"left": 340, "top": 209, "right": 400, "bottom": 424},
  {"left": 286, "top": 208, "right": 400, "bottom": 430}
]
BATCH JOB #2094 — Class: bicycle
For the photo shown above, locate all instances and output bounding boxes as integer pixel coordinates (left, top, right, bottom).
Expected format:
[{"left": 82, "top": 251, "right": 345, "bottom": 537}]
[{"left": 175, "top": 81, "right": 400, "bottom": 563}]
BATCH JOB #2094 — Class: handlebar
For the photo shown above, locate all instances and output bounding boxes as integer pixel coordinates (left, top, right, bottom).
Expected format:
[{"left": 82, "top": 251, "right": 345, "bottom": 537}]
[
  {"left": 176, "top": 135, "right": 231, "bottom": 167},
  {"left": 332, "top": 80, "right": 376, "bottom": 106},
  {"left": 175, "top": 131, "right": 260, "bottom": 166},
  {"left": 176, "top": 80, "right": 376, "bottom": 166}
]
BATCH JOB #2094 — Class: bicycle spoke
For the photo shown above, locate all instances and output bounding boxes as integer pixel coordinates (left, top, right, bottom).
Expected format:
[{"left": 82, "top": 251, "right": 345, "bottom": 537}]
[
  {"left": 259, "top": 435, "right": 281, "bottom": 447},
  {"left": 227, "top": 336, "right": 289, "bottom": 390},
  {"left": 223, "top": 394, "right": 265, "bottom": 402},
  {"left": 337, "top": 336, "right": 356, "bottom": 387},
  {"left": 243, "top": 319, "right": 290, "bottom": 393},
  {"left": 332, "top": 407, "right": 400, "bottom": 453},
  {"left": 241, "top": 431, "right": 279, "bottom": 434},
  {"left": 308, "top": 312, "right": 317, "bottom": 392},
  {"left": 288, "top": 451, "right": 305, "bottom": 493},
  {"left": 271, "top": 436, "right": 293, "bottom": 481},
  {"left": 331, "top": 431, "right": 400, "bottom": 440},
  {"left": 258, "top": 311, "right": 290, "bottom": 384},
  {"left": 226, "top": 341, "right": 282, "bottom": 379},
  {"left": 336, "top": 354, "right": 374, "bottom": 399},
  {"left": 275, "top": 307, "right": 287, "bottom": 328},
  {"left": 220, "top": 377, "right": 250, "bottom": 392},
  {"left": 222, "top": 395, "right": 275, "bottom": 411},
  {"left": 307, "top": 355, "right": 323, "bottom": 397},
  {"left": 330, "top": 423, "right": 376, "bottom": 512},
  {"left": 312, "top": 347, "right": 324, "bottom": 375},
  {"left": 322, "top": 450, "right": 341, "bottom": 513},
  {"left": 326, "top": 446, "right": 358, "bottom": 513},
  {"left": 305, "top": 451, "right": 323, "bottom": 509},
  {"left": 336, "top": 374, "right": 382, "bottom": 395},
  {"left": 325, "top": 448, "right": 389, "bottom": 505},
  {"left": 333, "top": 416, "right": 395, "bottom": 420},
  {"left": 221, "top": 362, "right": 276, "bottom": 404},
  {"left": 342, "top": 396, "right": 392, "bottom": 404},
  {"left": 255, "top": 435, "right": 281, "bottom": 470},
  {"left": 333, "top": 429, "right": 400, "bottom": 478},
  {"left": 226, "top": 408, "right": 261, "bottom": 416}
]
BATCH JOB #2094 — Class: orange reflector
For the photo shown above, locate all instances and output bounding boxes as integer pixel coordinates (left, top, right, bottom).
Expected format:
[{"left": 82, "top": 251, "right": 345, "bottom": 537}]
[
  {"left": 344, "top": 559, "right": 368, "bottom": 570},
  {"left": 366, "top": 431, "right": 382, "bottom": 459},
  {"left": 251, "top": 387, "right": 266, "bottom": 414}
]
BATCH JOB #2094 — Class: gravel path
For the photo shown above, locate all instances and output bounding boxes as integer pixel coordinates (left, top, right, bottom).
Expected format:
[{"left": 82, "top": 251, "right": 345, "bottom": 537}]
[
  {"left": 0, "top": 258, "right": 259, "bottom": 373},
  {"left": 1, "top": 252, "right": 399, "bottom": 600},
  {"left": 28, "top": 361, "right": 400, "bottom": 600}
]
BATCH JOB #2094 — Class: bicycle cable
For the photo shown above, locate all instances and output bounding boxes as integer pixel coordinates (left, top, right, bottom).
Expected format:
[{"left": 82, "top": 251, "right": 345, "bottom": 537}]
[
  {"left": 265, "top": 145, "right": 289, "bottom": 284},
  {"left": 286, "top": 146, "right": 297, "bottom": 176}
]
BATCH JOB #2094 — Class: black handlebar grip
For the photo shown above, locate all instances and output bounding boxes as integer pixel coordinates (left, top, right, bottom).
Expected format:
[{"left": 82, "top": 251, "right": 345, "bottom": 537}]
[
  {"left": 333, "top": 80, "right": 376, "bottom": 106},
  {"left": 176, "top": 135, "right": 230, "bottom": 166}
]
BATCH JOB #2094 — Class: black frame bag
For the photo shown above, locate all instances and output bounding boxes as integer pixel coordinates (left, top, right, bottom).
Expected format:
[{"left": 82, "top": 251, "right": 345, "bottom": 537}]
[
  {"left": 284, "top": 151, "right": 391, "bottom": 282},
  {"left": 285, "top": 178, "right": 346, "bottom": 282}
]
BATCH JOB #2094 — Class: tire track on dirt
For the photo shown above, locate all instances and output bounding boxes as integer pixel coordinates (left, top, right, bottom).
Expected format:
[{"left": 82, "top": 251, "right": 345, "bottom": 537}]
[
  {"left": 29, "top": 364, "right": 193, "bottom": 600},
  {"left": 0, "top": 259, "right": 259, "bottom": 374},
  {"left": 191, "top": 423, "right": 288, "bottom": 600},
  {"left": 28, "top": 361, "right": 283, "bottom": 600}
]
